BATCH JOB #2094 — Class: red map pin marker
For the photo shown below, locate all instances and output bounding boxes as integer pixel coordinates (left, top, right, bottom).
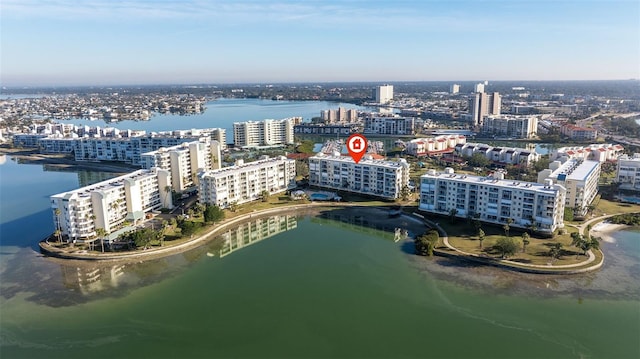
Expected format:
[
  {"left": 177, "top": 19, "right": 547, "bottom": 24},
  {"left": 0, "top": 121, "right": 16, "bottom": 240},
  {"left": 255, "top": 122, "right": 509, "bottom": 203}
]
[{"left": 347, "top": 133, "right": 368, "bottom": 164}]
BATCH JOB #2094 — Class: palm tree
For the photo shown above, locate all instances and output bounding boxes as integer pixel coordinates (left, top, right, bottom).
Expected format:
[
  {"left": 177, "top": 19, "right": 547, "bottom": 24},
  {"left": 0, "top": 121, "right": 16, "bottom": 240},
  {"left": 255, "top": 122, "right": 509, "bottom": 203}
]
[
  {"left": 478, "top": 229, "right": 485, "bottom": 249},
  {"left": 521, "top": 232, "right": 530, "bottom": 253},
  {"left": 53, "top": 208, "right": 63, "bottom": 242},
  {"left": 95, "top": 228, "right": 107, "bottom": 253},
  {"left": 503, "top": 218, "right": 513, "bottom": 237},
  {"left": 261, "top": 190, "right": 270, "bottom": 202}
]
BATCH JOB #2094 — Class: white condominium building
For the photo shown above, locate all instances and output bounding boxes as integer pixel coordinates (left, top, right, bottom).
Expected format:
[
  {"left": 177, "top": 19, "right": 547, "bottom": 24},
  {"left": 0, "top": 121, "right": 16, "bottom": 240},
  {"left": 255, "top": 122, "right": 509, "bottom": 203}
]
[
  {"left": 455, "top": 142, "right": 540, "bottom": 166},
  {"left": 375, "top": 85, "right": 394, "bottom": 104},
  {"left": 551, "top": 144, "right": 624, "bottom": 163},
  {"left": 198, "top": 156, "right": 297, "bottom": 209},
  {"left": 51, "top": 168, "right": 172, "bottom": 242},
  {"left": 308, "top": 153, "right": 410, "bottom": 200},
  {"left": 233, "top": 118, "right": 296, "bottom": 148},
  {"left": 537, "top": 158, "right": 600, "bottom": 217},
  {"left": 405, "top": 135, "right": 467, "bottom": 156},
  {"left": 616, "top": 153, "right": 640, "bottom": 192},
  {"left": 419, "top": 168, "right": 566, "bottom": 235},
  {"left": 468, "top": 92, "right": 500, "bottom": 127},
  {"left": 140, "top": 139, "right": 222, "bottom": 192},
  {"left": 364, "top": 115, "right": 415, "bottom": 135},
  {"left": 481, "top": 115, "right": 538, "bottom": 139}
]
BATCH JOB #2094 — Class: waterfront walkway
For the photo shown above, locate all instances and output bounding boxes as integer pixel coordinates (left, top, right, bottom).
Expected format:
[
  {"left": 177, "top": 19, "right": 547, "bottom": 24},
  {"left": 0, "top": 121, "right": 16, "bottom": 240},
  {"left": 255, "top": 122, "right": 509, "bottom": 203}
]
[{"left": 414, "top": 212, "right": 612, "bottom": 274}]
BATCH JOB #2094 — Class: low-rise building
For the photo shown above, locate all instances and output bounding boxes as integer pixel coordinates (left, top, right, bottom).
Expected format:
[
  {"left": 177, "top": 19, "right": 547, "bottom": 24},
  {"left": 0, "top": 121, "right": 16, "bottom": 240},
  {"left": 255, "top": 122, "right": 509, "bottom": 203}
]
[
  {"left": 537, "top": 158, "right": 600, "bottom": 217},
  {"left": 405, "top": 135, "right": 466, "bottom": 156},
  {"left": 198, "top": 156, "right": 297, "bottom": 209},
  {"left": 419, "top": 168, "right": 566, "bottom": 235},
  {"left": 616, "top": 153, "right": 640, "bottom": 192},
  {"left": 308, "top": 152, "right": 410, "bottom": 200},
  {"left": 50, "top": 168, "right": 172, "bottom": 242},
  {"left": 551, "top": 144, "right": 624, "bottom": 163},
  {"left": 560, "top": 124, "right": 598, "bottom": 141},
  {"left": 454, "top": 142, "right": 540, "bottom": 166}
]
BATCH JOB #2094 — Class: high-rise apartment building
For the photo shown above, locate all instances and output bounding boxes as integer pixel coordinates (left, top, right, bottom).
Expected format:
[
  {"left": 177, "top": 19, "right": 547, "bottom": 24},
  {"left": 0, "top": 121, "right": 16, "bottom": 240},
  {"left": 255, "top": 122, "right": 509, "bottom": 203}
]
[
  {"left": 363, "top": 114, "right": 415, "bottom": 135},
  {"left": 140, "top": 139, "right": 222, "bottom": 192},
  {"left": 474, "top": 83, "right": 485, "bottom": 93},
  {"left": 450, "top": 84, "right": 460, "bottom": 94},
  {"left": 375, "top": 85, "right": 394, "bottom": 104},
  {"left": 308, "top": 153, "right": 410, "bottom": 200},
  {"left": 198, "top": 156, "right": 297, "bottom": 209},
  {"left": 469, "top": 92, "right": 501, "bottom": 127},
  {"left": 481, "top": 115, "right": 538, "bottom": 139},
  {"left": 537, "top": 159, "right": 600, "bottom": 217},
  {"left": 320, "top": 107, "right": 359, "bottom": 123},
  {"left": 233, "top": 118, "right": 296, "bottom": 148},
  {"left": 50, "top": 168, "right": 172, "bottom": 242},
  {"left": 419, "top": 168, "right": 566, "bottom": 235}
]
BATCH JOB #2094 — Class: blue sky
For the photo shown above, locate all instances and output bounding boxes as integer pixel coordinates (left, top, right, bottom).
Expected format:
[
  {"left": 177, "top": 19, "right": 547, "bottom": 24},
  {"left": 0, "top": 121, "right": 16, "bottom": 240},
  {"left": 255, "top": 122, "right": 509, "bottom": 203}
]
[{"left": 1, "top": 0, "right": 639, "bottom": 86}]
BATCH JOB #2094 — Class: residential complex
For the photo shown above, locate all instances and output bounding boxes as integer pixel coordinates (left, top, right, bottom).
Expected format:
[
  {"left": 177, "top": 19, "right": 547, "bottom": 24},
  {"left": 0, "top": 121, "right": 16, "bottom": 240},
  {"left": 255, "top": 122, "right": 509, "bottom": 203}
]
[
  {"left": 560, "top": 124, "right": 598, "bottom": 141},
  {"left": 198, "top": 156, "right": 297, "bottom": 209},
  {"left": 481, "top": 115, "right": 538, "bottom": 139},
  {"left": 308, "top": 152, "right": 410, "bottom": 200},
  {"left": 17, "top": 126, "right": 227, "bottom": 165},
  {"left": 454, "top": 142, "right": 540, "bottom": 166},
  {"left": 233, "top": 118, "right": 297, "bottom": 148},
  {"left": 551, "top": 144, "right": 624, "bottom": 163},
  {"left": 469, "top": 92, "right": 501, "bottom": 126},
  {"left": 140, "top": 139, "right": 222, "bottom": 192},
  {"left": 50, "top": 168, "right": 172, "bottom": 242},
  {"left": 616, "top": 153, "right": 640, "bottom": 192},
  {"left": 405, "top": 135, "right": 466, "bottom": 156},
  {"left": 419, "top": 168, "right": 566, "bottom": 235},
  {"left": 320, "top": 107, "right": 359, "bottom": 123},
  {"left": 537, "top": 158, "right": 600, "bottom": 216},
  {"left": 363, "top": 114, "right": 415, "bottom": 135},
  {"left": 375, "top": 85, "right": 394, "bottom": 104}
]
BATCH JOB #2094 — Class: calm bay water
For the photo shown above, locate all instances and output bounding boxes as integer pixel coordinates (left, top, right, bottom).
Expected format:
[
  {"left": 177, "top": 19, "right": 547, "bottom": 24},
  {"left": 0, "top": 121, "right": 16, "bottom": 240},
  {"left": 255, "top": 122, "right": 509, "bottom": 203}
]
[
  {"left": 60, "top": 98, "right": 367, "bottom": 144},
  {"left": 1, "top": 99, "right": 639, "bottom": 358}
]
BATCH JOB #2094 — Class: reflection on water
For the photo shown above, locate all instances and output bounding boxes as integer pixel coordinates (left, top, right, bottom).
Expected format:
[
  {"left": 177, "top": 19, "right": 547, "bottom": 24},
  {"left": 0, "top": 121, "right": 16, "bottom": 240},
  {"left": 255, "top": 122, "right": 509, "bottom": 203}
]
[
  {"left": 219, "top": 215, "right": 297, "bottom": 258},
  {"left": 60, "top": 263, "right": 127, "bottom": 295}
]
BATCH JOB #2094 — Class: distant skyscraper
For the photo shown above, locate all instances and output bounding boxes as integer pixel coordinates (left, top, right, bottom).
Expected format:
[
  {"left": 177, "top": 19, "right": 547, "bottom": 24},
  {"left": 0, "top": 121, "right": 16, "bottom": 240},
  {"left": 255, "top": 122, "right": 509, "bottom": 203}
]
[
  {"left": 450, "top": 84, "right": 460, "bottom": 94},
  {"left": 375, "top": 85, "right": 394, "bottom": 104},
  {"left": 469, "top": 92, "right": 501, "bottom": 127},
  {"left": 474, "top": 83, "right": 485, "bottom": 93}
]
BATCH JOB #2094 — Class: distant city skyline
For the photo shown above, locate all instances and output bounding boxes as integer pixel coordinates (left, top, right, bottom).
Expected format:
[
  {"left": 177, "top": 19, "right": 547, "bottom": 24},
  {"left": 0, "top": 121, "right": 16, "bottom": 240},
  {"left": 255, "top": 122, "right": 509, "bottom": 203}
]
[{"left": 1, "top": 0, "right": 638, "bottom": 87}]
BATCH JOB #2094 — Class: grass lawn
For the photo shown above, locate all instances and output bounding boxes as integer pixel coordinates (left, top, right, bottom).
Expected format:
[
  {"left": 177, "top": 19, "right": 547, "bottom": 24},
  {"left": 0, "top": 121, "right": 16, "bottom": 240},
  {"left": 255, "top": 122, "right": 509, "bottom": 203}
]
[{"left": 440, "top": 219, "right": 589, "bottom": 266}]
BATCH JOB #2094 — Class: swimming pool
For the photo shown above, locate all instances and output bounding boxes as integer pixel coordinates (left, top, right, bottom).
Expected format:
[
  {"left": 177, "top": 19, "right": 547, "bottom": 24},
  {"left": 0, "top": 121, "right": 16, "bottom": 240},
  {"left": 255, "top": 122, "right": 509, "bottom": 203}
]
[{"left": 309, "top": 193, "right": 331, "bottom": 201}]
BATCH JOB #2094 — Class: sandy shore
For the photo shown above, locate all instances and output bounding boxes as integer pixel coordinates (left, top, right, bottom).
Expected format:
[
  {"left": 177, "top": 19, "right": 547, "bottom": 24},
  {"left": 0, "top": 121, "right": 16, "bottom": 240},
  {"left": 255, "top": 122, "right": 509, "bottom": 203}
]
[{"left": 590, "top": 222, "right": 629, "bottom": 243}]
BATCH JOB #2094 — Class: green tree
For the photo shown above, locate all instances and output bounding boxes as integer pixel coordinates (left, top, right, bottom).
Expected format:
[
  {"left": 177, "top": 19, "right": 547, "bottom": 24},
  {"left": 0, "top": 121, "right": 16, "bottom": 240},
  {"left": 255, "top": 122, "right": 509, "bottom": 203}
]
[
  {"left": 521, "top": 232, "right": 530, "bottom": 253},
  {"left": 564, "top": 207, "right": 575, "bottom": 222},
  {"left": 415, "top": 229, "right": 439, "bottom": 256},
  {"left": 53, "top": 208, "right": 63, "bottom": 242},
  {"left": 478, "top": 228, "right": 485, "bottom": 249},
  {"left": 178, "top": 220, "right": 201, "bottom": 237},
  {"left": 549, "top": 242, "right": 563, "bottom": 262},
  {"left": 466, "top": 153, "right": 490, "bottom": 167},
  {"left": 261, "top": 190, "right": 270, "bottom": 202},
  {"left": 95, "top": 227, "right": 107, "bottom": 253},
  {"left": 494, "top": 236, "right": 519, "bottom": 259},
  {"left": 399, "top": 186, "right": 411, "bottom": 201},
  {"left": 204, "top": 204, "right": 225, "bottom": 223},
  {"left": 503, "top": 218, "right": 513, "bottom": 237}
]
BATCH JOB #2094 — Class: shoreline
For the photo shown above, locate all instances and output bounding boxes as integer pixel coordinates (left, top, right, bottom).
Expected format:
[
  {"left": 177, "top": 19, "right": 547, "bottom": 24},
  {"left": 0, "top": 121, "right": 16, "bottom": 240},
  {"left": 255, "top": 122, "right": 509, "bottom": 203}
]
[
  {"left": 0, "top": 147, "right": 139, "bottom": 173},
  {"left": 590, "top": 222, "right": 631, "bottom": 243}
]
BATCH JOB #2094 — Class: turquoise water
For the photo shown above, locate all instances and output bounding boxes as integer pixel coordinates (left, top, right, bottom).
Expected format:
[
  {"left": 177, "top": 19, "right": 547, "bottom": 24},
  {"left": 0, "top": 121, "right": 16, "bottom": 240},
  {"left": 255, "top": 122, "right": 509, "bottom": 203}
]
[{"left": 309, "top": 193, "right": 331, "bottom": 200}]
